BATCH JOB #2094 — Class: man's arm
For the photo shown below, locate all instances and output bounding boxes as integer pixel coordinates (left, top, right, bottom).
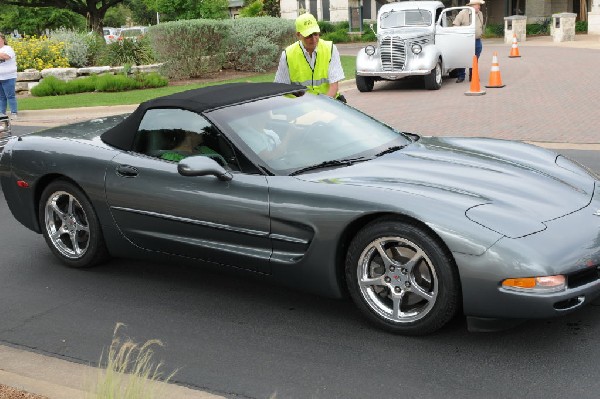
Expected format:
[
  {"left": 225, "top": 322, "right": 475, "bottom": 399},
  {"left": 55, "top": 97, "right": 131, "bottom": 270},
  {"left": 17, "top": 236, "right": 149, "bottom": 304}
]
[
  {"left": 327, "top": 45, "right": 345, "bottom": 97},
  {"left": 274, "top": 51, "right": 291, "bottom": 84},
  {"left": 453, "top": 9, "right": 468, "bottom": 26}
]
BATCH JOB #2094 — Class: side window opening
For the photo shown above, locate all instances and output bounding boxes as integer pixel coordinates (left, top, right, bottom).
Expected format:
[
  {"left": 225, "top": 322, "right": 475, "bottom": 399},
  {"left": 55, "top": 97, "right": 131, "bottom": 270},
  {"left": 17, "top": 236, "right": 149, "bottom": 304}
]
[{"left": 132, "top": 108, "right": 241, "bottom": 171}]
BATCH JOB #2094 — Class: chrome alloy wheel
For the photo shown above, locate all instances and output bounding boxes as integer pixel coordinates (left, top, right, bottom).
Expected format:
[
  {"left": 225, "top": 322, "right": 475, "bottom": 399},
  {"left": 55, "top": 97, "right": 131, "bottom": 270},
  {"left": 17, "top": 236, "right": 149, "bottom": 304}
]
[
  {"left": 357, "top": 236, "right": 438, "bottom": 323},
  {"left": 44, "top": 190, "right": 91, "bottom": 259},
  {"left": 434, "top": 63, "right": 442, "bottom": 85}
]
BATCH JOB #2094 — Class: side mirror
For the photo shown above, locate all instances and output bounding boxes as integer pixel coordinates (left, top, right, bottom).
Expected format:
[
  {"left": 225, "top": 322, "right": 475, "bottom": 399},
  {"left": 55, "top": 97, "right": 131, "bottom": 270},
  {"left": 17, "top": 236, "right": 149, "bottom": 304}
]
[{"left": 177, "top": 156, "right": 232, "bottom": 181}]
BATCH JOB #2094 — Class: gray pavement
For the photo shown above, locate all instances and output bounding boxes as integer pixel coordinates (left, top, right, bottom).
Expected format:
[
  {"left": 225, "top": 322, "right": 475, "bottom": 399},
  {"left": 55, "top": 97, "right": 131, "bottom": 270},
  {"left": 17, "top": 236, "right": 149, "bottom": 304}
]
[{"left": 2, "top": 34, "right": 600, "bottom": 399}]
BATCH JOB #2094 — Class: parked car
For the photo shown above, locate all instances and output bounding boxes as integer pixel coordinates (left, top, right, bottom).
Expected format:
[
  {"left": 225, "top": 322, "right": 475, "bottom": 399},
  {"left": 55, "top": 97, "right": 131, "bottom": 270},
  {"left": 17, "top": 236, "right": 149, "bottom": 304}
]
[
  {"left": 118, "top": 26, "right": 148, "bottom": 41},
  {"left": 2, "top": 83, "right": 600, "bottom": 335},
  {"left": 356, "top": 1, "right": 475, "bottom": 91},
  {"left": 0, "top": 113, "right": 11, "bottom": 151},
  {"left": 103, "top": 27, "right": 121, "bottom": 44}
]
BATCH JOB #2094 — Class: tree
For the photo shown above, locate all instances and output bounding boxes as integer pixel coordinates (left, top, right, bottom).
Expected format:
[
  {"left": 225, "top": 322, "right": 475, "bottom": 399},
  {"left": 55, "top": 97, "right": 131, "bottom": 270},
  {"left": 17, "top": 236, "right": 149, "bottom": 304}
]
[
  {"left": 262, "top": 0, "right": 279, "bottom": 17},
  {"left": 146, "top": 0, "right": 229, "bottom": 21},
  {"left": 0, "top": 0, "right": 126, "bottom": 34},
  {"left": 0, "top": 4, "right": 86, "bottom": 35}
]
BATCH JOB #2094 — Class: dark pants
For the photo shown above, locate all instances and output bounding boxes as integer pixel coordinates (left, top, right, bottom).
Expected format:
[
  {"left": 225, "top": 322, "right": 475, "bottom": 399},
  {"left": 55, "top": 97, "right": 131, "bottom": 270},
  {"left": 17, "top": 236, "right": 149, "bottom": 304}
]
[{"left": 458, "top": 39, "right": 483, "bottom": 80}]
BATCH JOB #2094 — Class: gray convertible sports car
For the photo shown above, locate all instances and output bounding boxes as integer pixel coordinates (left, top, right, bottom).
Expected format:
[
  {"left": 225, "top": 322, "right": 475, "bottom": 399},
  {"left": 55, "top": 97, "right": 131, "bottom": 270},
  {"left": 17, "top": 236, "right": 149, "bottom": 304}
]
[{"left": 1, "top": 83, "right": 599, "bottom": 335}]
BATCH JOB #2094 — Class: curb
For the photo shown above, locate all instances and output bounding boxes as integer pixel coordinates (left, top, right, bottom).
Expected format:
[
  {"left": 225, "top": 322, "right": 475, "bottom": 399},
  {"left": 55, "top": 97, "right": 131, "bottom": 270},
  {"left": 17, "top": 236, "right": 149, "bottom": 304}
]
[{"left": 0, "top": 344, "right": 225, "bottom": 399}]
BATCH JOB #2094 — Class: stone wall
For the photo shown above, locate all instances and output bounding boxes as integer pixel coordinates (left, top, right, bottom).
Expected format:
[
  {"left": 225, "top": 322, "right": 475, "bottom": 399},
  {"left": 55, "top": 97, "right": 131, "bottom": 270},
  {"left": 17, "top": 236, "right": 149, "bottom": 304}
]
[{"left": 16, "top": 64, "right": 162, "bottom": 95}]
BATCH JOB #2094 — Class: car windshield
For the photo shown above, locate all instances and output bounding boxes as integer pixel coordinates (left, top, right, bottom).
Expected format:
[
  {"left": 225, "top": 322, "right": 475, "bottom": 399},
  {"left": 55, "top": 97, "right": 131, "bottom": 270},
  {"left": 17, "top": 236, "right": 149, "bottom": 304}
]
[
  {"left": 207, "top": 94, "right": 411, "bottom": 175},
  {"left": 379, "top": 9, "right": 432, "bottom": 28}
]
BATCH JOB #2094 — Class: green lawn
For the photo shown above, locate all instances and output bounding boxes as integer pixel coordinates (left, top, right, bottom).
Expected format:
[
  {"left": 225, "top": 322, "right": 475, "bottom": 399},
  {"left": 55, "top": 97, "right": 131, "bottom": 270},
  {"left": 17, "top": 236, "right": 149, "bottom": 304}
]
[{"left": 19, "top": 56, "right": 356, "bottom": 111}]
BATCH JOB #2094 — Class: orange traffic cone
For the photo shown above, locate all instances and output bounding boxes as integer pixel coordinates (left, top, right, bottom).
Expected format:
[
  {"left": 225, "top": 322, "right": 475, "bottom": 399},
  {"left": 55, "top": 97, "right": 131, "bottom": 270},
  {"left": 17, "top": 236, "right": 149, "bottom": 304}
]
[
  {"left": 465, "top": 55, "right": 486, "bottom": 96},
  {"left": 485, "top": 52, "right": 505, "bottom": 88},
  {"left": 509, "top": 34, "right": 521, "bottom": 58}
]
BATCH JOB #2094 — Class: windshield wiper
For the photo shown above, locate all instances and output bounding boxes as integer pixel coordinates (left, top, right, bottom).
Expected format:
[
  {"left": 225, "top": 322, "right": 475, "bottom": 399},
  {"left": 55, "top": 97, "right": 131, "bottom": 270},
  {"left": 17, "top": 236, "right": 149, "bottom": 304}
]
[
  {"left": 290, "top": 157, "right": 367, "bottom": 176},
  {"left": 375, "top": 145, "right": 406, "bottom": 157}
]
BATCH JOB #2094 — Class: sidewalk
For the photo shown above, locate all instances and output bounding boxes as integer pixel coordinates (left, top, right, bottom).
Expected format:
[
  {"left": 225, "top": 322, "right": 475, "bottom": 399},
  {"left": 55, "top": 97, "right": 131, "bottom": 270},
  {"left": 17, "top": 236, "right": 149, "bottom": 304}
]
[
  {"left": 2, "top": 33, "right": 600, "bottom": 399},
  {"left": 0, "top": 344, "right": 225, "bottom": 399}
]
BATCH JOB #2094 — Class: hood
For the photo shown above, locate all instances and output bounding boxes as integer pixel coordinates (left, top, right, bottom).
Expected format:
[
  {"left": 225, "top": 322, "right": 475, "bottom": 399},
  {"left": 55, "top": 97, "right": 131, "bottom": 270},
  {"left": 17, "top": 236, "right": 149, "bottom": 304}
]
[
  {"left": 26, "top": 115, "right": 128, "bottom": 146},
  {"left": 297, "top": 137, "right": 596, "bottom": 238}
]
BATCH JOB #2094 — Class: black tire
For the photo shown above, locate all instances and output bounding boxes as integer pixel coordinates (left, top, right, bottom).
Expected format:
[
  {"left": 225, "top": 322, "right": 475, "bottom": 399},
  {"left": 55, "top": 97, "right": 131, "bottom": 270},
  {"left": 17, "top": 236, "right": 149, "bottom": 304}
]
[
  {"left": 356, "top": 75, "right": 374, "bottom": 92},
  {"left": 424, "top": 60, "right": 442, "bottom": 90},
  {"left": 345, "top": 219, "right": 459, "bottom": 335},
  {"left": 39, "top": 179, "right": 109, "bottom": 268}
]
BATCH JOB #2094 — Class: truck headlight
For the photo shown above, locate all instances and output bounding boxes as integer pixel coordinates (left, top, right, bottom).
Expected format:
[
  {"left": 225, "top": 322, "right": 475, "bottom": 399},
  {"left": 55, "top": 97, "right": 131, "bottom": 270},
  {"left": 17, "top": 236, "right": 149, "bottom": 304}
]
[
  {"left": 365, "top": 45, "right": 376, "bottom": 56},
  {"left": 411, "top": 44, "right": 422, "bottom": 54}
]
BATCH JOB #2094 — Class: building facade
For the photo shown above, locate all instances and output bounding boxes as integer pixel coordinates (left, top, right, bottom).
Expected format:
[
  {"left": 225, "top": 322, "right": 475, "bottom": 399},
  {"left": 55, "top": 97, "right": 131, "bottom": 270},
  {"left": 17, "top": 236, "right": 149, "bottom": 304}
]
[{"left": 278, "top": 0, "right": 593, "bottom": 25}]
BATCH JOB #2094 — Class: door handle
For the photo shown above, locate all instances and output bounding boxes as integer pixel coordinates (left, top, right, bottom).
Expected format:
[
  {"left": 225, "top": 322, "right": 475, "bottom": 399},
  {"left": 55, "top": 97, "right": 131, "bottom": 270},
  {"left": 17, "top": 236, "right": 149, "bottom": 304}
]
[{"left": 116, "top": 164, "right": 139, "bottom": 178}]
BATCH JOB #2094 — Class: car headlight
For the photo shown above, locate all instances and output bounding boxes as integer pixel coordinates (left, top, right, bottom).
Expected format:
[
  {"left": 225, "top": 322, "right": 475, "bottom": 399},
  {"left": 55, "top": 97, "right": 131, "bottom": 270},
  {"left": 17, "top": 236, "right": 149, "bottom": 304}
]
[
  {"left": 411, "top": 43, "right": 422, "bottom": 55},
  {"left": 501, "top": 275, "right": 566, "bottom": 293},
  {"left": 365, "top": 45, "right": 376, "bottom": 56},
  {"left": 0, "top": 118, "right": 10, "bottom": 137}
]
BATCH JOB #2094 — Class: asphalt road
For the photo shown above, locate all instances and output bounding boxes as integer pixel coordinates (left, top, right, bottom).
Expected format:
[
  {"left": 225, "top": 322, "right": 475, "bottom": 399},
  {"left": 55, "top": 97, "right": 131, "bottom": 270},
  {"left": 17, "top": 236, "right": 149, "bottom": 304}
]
[{"left": 1, "top": 124, "right": 600, "bottom": 399}]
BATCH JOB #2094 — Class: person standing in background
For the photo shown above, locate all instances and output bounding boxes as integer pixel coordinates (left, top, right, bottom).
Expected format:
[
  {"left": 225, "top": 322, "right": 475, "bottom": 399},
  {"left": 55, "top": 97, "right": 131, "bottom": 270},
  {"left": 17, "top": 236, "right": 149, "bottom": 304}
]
[
  {"left": 0, "top": 33, "right": 18, "bottom": 118},
  {"left": 453, "top": 0, "right": 485, "bottom": 83}
]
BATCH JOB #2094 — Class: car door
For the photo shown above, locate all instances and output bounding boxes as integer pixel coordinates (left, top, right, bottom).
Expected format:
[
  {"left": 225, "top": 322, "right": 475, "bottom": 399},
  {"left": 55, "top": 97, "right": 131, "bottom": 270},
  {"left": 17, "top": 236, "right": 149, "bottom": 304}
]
[
  {"left": 435, "top": 7, "right": 475, "bottom": 69},
  {"left": 104, "top": 108, "right": 272, "bottom": 273}
]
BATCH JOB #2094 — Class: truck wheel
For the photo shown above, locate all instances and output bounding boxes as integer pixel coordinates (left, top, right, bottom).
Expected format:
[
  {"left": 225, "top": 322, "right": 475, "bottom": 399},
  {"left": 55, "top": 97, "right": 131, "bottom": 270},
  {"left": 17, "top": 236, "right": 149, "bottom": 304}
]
[
  {"left": 356, "top": 75, "right": 374, "bottom": 92},
  {"left": 424, "top": 61, "right": 442, "bottom": 90}
]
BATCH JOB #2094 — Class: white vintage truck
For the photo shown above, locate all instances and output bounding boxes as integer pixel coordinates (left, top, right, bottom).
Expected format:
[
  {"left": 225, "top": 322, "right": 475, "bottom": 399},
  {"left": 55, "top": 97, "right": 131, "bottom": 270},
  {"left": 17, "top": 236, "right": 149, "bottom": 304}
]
[{"left": 356, "top": 1, "right": 476, "bottom": 91}]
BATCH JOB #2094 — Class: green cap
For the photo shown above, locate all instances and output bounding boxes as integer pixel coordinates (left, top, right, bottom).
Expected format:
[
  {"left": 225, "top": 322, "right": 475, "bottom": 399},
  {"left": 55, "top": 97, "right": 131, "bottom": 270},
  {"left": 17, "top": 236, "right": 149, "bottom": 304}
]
[{"left": 296, "top": 13, "right": 320, "bottom": 37}]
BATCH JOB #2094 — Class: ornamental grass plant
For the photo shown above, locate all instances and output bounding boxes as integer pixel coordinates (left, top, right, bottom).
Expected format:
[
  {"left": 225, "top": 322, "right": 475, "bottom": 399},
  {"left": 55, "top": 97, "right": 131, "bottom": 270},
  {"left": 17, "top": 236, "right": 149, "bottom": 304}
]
[{"left": 88, "top": 323, "right": 176, "bottom": 399}]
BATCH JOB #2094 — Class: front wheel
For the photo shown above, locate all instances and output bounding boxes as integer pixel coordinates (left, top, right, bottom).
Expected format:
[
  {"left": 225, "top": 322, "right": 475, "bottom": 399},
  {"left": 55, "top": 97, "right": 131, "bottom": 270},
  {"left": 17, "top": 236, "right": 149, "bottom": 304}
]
[
  {"left": 356, "top": 75, "right": 374, "bottom": 92},
  {"left": 345, "top": 219, "right": 460, "bottom": 335},
  {"left": 424, "top": 61, "right": 442, "bottom": 90},
  {"left": 39, "top": 180, "right": 109, "bottom": 268}
]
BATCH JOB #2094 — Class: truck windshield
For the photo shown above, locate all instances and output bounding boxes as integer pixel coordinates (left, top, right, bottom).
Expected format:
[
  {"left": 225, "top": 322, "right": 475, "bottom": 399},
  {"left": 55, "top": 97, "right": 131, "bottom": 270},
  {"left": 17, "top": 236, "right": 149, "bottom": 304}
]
[{"left": 380, "top": 9, "right": 432, "bottom": 28}]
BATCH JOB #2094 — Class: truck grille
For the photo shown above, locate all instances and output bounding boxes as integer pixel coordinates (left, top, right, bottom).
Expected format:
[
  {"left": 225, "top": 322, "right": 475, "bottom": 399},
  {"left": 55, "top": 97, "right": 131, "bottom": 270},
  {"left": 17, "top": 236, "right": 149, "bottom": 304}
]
[{"left": 380, "top": 36, "right": 406, "bottom": 72}]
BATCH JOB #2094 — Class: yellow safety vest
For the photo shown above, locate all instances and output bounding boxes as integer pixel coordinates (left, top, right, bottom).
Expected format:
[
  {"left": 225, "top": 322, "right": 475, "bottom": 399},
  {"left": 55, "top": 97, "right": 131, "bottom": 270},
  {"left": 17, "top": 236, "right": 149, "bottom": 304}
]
[{"left": 285, "top": 39, "right": 335, "bottom": 96}]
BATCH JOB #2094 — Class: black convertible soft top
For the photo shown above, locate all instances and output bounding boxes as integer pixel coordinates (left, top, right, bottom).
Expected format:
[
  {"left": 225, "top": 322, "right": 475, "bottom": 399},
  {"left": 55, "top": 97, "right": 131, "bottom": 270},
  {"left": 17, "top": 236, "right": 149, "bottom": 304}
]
[{"left": 101, "top": 82, "right": 306, "bottom": 151}]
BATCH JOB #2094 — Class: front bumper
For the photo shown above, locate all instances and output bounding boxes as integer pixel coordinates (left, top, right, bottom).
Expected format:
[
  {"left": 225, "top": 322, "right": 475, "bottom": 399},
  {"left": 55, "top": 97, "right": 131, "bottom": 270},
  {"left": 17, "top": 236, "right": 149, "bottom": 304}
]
[
  {"left": 0, "top": 114, "right": 11, "bottom": 151},
  {"left": 357, "top": 69, "right": 432, "bottom": 79},
  {"left": 457, "top": 182, "right": 600, "bottom": 320}
]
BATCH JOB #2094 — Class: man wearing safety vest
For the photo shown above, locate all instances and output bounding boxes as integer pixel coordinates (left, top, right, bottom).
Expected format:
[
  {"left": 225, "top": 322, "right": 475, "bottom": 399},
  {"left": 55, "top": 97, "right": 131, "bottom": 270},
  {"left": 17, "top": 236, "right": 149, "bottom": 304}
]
[{"left": 274, "top": 13, "right": 346, "bottom": 102}]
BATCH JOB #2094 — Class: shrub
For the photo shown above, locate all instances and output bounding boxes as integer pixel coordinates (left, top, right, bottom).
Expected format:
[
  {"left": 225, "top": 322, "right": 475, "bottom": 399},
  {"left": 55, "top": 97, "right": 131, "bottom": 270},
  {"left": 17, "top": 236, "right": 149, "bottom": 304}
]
[
  {"left": 576, "top": 20, "right": 587, "bottom": 33},
  {"left": 322, "top": 30, "right": 350, "bottom": 43},
  {"left": 526, "top": 18, "right": 551, "bottom": 35},
  {"left": 148, "top": 19, "right": 230, "bottom": 79},
  {"left": 103, "top": 36, "right": 155, "bottom": 66},
  {"left": 239, "top": 0, "right": 264, "bottom": 17},
  {"left": 49, "top": 28, "right": 91, "bottom": 67},
  {"left": 361, "top": 25, "right": 377, "bottom": 42},
  {"left": 11, "top": 36, "right": 70, "bottom": 72},
  {"left": 30, "top": 76, "right": 69, "bottom": 96},
  {"left": 30, "top": 72, "right": 167, "bottom": 96},
  {"left": 318, "top": 21, "right": 337, "bottom": 34},
  {"left": 85, "top": 33, "right": 108, "bottom": 67},
  {"left": 483, "top": 23, "right": 504, "bottom": 38},
  {"left": 225, "top": 17, "right": 295, "bottom": 72}
]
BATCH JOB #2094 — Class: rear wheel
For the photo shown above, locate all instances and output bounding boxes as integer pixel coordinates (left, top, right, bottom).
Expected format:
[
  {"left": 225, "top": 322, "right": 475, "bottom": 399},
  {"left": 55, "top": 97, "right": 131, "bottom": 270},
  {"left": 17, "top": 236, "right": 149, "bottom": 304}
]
[
  {"left": 345, "top": 219, "right": 459, "bottom": 335},
  {"left": 356, "top": 75, "right": 374, "bottom": 92},
  {"left": 424, "top": 60, "right": 442, "bottom": 90},
  {"left": 39, "top": 180, "right": 109, "bottom": 268}
]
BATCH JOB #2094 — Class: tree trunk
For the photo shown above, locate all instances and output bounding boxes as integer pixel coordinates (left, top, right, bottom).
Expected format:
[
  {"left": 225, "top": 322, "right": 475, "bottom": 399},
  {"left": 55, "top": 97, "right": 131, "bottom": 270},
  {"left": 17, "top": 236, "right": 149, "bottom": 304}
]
[{"left": 87, "top": 7, "right": 107, "bottom": 34}]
